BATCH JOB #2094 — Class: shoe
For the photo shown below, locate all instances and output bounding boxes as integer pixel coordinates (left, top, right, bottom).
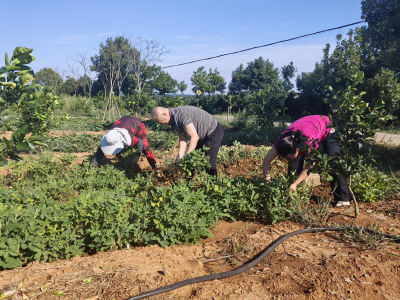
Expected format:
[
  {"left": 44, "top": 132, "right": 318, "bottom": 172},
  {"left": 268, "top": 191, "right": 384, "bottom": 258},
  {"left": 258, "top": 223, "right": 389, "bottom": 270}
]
[{"left": 335, "top": 201, "right": 350, "bottom": 207}]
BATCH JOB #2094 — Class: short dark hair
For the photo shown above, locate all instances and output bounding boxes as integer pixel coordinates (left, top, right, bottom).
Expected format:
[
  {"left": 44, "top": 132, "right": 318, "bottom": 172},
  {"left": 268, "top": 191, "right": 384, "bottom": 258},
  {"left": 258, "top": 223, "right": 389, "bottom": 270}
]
[{"left": 276, "top": 130, "right": 305, "bottom": 159}]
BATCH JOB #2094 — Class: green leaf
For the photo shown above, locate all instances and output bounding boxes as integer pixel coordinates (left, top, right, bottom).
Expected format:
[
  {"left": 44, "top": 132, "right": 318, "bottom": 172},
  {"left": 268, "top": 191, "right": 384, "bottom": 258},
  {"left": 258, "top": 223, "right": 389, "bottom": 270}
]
[
  {"left": 83, "top": 277, "right": 92, "bottom": 283},
  {"left": 0, "top": 82, "right": 17, "bottom": 89},
  {"left": 51, "top": 291, "right": 64, "bottom": 297},
  {"left": 11, "top": 47, "right": 33, "bottom": 60},
  {"left": 13, "top": 54, "right": 35, "bottom": 65},
  {"left": 374, "top": 99, "right": 385, "bottom": 110},
  {"left": 5, "top": 52, "right": 10, "bottom": 67},
  {"left": 0, "top": 158, "right": 8, "bottom": 167},
  {"left": 10, "top": 69, "right": 33, "bottom": 81},
  {"left": 19, "top": 72, "right": 34, "bottom": 86},
  {"left": 5, "top": 65, "right": 31, "bottom": 72},
  {"left": 30, "top": 141, "right": 47, "bottom": 147},
  {"left": 16, "top": 142, "right": 30, "bottom": 151},
  {"left": 12, "top": 127, "right": 28, "bottom": 143},
  {"left": 0, "top": 67, "right": 7, "bottom": 74}
]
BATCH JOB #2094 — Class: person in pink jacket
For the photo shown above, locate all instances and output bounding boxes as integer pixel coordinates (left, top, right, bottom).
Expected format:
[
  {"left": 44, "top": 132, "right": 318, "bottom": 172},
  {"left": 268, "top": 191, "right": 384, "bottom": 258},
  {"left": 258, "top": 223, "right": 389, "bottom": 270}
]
[{"left": 262, "top": 115, "right": 350, "bottom": 207}]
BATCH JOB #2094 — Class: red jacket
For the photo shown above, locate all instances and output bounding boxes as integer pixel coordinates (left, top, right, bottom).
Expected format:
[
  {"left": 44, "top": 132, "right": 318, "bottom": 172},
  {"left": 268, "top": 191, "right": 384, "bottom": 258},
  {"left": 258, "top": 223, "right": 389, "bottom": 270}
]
[{"left": 111, "top": 116, "right": 156, "bottom": 166}]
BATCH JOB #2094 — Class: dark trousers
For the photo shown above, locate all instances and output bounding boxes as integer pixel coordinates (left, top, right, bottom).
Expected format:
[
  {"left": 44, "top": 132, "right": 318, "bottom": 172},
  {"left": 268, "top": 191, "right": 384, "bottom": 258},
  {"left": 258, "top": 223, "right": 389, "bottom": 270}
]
[
  {"left": 288, "top": 133, "right": 349, "bottom": 202},
  {"left": 91, "top": 139, "right": 143, "bottom": 167},
  {"left": 196, "top": 122, "right": 224, "bottom": 175}
]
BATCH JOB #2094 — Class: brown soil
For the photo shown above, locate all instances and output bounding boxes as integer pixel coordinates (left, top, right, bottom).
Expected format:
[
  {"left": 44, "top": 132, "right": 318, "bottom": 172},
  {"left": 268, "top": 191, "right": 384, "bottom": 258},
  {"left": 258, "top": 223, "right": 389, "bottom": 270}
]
[
  {"left": 1, "top": 137, "right": 400, "bottom": 299},
  {"left": 1, "top": 213, "right": 399, "bottom": 300}
]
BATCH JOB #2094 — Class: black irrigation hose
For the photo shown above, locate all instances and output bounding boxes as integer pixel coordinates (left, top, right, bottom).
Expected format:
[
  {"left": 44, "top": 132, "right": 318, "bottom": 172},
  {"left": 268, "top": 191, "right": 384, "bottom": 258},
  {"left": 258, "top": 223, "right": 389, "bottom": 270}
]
[{"left": 124, "top": 227, "right": 399, "bottom": 300}]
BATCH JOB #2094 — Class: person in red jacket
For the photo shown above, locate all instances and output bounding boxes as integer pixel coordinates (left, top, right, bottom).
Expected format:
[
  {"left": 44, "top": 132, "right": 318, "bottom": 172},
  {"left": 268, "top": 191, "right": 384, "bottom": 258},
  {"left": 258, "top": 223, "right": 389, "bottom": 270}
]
[{"left": 91, "top": 116, "right": 156, "bottom": 169}]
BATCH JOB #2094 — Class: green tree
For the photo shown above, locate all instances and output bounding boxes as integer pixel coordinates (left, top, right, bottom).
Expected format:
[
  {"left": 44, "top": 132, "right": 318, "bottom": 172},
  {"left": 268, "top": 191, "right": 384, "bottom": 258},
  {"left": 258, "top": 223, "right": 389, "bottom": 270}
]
[
  {"left": 151, "top": 69, "right": 178, "bottom": 97},
  {"left": 228, "top": 64, "right": 246, "bottom": 95},
  {"left": 294, "top": 29, "right": 367, "bottom": 119},
  {"left": 34, "top": 68, "right": 63, "bottom": 94},
  {"left": 364, "top": 68, "right": 400, "bottom": 122},
  {"left": 91, "top": 36, "right": 137, "bottom": 118},
  {"left": 191, "top": 67, "right": 226, "bottom": 102},
  {"left": 280, "top": 62, "right": 297, "bottom": 120},
  {"left": 190, "top": 66, "right": 209, "bottom": 94},
  {"left": 281, "top": 62, "right": 297, "bottom": 92},
  {"left": 316, "top": 71, "right": 394, "bottom": 217},
  {"left": 293, "top": 68, "right": 330, "bottom": 118},
  {"left": 178, "top": 81, "right": 187, "bottom": 94},
  {"left": 229, "top": 57, "right": 281, "bottom": 94},
  {"left": 361, "top": 0, "right": 400, "bottom": 72},
  {"left": 249, "top": 85, "right": 284, "bottom": 142},
  {"left": 0, "top": 47, "right": 60, "bottom": 165},
  {"left": 60, "top": 78, "right": 77, "bottom": 96}
]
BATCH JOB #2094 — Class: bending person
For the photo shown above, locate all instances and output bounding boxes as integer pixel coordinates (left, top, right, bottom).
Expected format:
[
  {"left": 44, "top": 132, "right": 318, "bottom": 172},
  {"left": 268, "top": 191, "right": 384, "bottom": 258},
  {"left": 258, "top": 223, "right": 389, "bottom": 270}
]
[
  {"left": 91, "top": 116, "right": 156, "bottom": 169},
  {"left": 151, "top": 106, "right": 224, "bottom": 175},
  {"left": 262, "top": 115, "right": 349, "bottom": 207}
]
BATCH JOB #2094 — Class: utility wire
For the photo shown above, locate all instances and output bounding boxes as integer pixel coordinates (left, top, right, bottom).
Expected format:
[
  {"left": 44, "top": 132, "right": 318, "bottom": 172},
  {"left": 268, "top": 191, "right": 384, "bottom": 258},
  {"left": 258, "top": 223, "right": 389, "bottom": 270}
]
[{"left": 162, "top": 21, "right": 366, "bottom": 69}]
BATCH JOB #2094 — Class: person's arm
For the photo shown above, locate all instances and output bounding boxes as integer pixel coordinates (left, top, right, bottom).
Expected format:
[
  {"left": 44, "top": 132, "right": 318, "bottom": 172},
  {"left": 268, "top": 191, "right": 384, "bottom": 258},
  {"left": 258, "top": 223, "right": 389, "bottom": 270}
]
[
  {"left": 262, "top": 145, "right": 278, "bottom": 183},
  {"left": 176, "top": 132, "right": 187, "bottom": 160},
  {"left": 289, "top": 161, "right": 315, "bottom": 192},
  {"left": 184, "top": 123, "right": 199, "bottom": 154},
  {"left": 136, "top": 123, "right": 157, "bottom": 168}
]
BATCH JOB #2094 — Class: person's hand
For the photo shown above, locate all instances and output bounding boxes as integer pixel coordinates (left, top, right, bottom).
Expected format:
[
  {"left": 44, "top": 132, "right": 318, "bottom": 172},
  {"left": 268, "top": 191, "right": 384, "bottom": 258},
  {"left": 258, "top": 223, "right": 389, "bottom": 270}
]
[
  {"left": 175, "top": 153, "right": 186, "bottom": 164},
  {"left": 265, "top": 176, "right": 271, "bottom": 184},
  {"left": 289, "top": 183, "right": 297, "bottom": 192}
]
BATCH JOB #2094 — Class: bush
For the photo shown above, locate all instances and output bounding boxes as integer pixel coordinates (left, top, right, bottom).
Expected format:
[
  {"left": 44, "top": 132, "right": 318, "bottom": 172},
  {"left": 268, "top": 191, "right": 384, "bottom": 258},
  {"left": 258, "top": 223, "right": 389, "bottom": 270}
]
[
  {"left": 353, "top": 165, "right": 393, "bottom": 202},
  {"left": 61, "top": 95, "right": 94, "bottom": 115}
]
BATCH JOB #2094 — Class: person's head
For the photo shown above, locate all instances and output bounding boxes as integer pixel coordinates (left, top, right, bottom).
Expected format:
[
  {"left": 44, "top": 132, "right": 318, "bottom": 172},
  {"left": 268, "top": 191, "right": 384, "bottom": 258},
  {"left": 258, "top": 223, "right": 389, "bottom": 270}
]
[
  {"left": 276, "top": 130, "right": 304, "bottom": 161},
  {"left": 100, "top": 128, "right": 131, "bottom": 155},
  {"left": 151, "top": 106, "right": 170, "bottom": 124}
]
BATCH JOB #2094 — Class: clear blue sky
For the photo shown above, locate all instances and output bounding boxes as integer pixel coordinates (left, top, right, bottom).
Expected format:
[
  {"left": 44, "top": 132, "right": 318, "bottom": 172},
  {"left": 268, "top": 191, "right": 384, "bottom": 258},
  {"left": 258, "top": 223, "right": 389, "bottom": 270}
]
[{"left": 2, "top": 0, "right": 364, "bottom": 93}]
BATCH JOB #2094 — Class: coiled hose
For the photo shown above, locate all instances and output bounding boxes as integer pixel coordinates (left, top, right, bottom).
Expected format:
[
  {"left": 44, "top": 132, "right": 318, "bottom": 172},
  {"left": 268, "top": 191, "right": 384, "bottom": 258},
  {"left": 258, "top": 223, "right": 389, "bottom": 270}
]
[{"left": 125, "top": 227, "right": 400, "bottom": 300}]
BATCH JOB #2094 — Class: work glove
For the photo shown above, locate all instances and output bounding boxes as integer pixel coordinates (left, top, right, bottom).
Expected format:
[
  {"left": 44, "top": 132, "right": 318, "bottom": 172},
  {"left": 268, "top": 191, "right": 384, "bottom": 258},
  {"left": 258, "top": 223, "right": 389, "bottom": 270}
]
[{"left": 149, "top": 161, "right": 157, "bottom": 169}]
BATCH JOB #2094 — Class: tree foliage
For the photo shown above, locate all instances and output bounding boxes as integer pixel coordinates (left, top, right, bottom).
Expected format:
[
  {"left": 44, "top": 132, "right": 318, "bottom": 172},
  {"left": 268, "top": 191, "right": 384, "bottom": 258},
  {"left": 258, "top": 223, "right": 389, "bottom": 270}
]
[
  {"left": 229, "top": 57, "right": 281, "bottom": 94},
  {"left": 151, "top": 69, "right": 178, "bottom": 96},
  {"left": 190, "top": 67, "right": 226, "bottom": 99},
  {"left": 0, "top": 47, "right": 62, "bottom": 165},
  {"left": 34, "top": 68, "right": 63, "bottom": 94},
  {"left": 361, "top": 0, "right": 400, "bottom": 72}
]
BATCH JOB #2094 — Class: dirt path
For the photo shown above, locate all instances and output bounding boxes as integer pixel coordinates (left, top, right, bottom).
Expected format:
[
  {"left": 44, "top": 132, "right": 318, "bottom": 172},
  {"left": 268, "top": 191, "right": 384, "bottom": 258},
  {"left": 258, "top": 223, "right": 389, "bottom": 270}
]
[{"left": 375, "top": 132, "right": 400, "bottom": 145}]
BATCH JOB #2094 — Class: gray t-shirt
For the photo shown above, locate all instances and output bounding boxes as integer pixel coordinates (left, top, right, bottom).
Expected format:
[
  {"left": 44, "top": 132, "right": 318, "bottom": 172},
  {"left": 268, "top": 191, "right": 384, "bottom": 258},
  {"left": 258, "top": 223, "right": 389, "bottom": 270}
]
[{"left": 169, "top": 106, "right": 218, "bottom": 140}]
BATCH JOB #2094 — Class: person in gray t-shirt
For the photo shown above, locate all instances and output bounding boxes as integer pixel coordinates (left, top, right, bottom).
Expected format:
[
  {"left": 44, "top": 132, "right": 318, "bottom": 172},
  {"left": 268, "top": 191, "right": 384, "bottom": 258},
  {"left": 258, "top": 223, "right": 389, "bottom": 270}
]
[{"left": 152, "top": 106, "right": 224, "bottom": 175}]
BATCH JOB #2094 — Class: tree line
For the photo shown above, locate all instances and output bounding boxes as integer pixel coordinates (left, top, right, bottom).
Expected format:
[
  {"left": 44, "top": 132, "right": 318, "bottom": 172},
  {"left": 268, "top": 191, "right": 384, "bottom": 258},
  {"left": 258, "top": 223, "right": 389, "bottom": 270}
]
[{"left": 33, "top": 0, "right": 399, "bottom": 125}]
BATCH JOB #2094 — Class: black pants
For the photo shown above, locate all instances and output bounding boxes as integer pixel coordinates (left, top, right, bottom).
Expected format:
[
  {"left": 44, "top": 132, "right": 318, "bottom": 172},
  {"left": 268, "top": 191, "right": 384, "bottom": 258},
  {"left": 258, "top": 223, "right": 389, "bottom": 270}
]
[
  {"left": 288, "top": 133, "right": 349, "bottom": 202},
  {"left": 196, "top": 122, "right": 224, "bottom": 175},
  {"left": 91, "top": 139, "right": 144, "bottom": 167}
]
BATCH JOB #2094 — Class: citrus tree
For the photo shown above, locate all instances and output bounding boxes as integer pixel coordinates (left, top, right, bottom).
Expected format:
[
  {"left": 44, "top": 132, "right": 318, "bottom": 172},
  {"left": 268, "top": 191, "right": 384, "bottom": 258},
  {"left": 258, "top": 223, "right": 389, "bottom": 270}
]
[
  {"left": 311, "top": 71, "right": 394, "bottom": 217},
  {"left": 0, "top": 47, "right": 61, "bottom": 165}
]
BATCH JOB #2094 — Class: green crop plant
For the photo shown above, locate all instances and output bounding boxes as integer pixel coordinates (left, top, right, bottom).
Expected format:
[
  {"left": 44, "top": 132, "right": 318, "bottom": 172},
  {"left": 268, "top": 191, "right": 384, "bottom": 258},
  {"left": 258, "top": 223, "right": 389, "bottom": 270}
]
[
  {"left": 179, "top": 147, "right": 210, "bottom": 177},
  {"left": 0, "top": 149, "right": 313, "bottom": 270},
  {"left": 40, "top": 133, "right": 102, "bottom": 153},
  {"left": 352, "top": 165, "right": 393, "bottom": 203}
]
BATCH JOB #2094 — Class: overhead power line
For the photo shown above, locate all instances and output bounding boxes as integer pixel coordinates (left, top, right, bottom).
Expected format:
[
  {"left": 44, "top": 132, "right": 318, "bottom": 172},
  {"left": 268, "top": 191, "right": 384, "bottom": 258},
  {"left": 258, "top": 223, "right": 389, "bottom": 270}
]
[{"left": 162, "top": 21, "right": 366, "bottom": 69}]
